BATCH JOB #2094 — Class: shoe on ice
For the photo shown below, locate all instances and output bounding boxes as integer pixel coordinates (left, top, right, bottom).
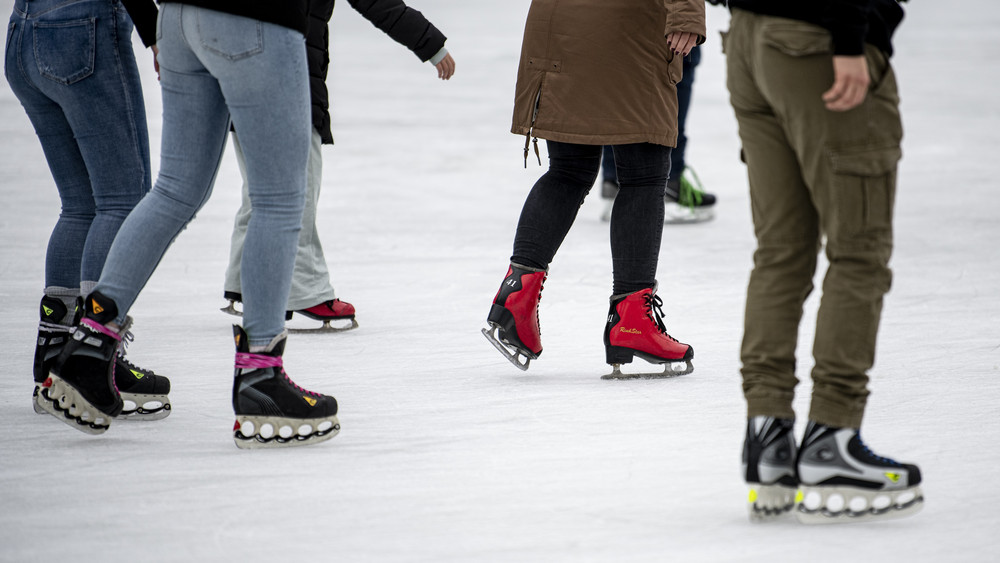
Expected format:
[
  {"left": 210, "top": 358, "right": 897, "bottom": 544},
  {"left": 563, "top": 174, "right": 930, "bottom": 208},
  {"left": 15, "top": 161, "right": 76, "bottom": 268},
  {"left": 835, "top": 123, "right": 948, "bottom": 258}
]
[
  {"left": 232, "top": 325, "right": 340, "bottom": 449},
  {"left": 293, "top": 299, "right": 359, "bottom": 332},
  {"left": 743, "top": 416, "right": 798, "bottom": 521},
  {"left": 37, "top": 292, "right": 128, "bottom": 435},
  {"left": 602, "top": 287, "right": 693, "bottom": 379},
  {"left": 664, "top": 167, "right": 716, "bottom": 224},
  {"left": 32, "top": 296, "right": 79, "bottom": 413},
  {"left": 795, "top": 421, "right": 924, "bottom": 524},
  {"left": 220, "top": 291, "right": 293, "bottom": 321},
  {"left": 115, "top": 331, "right": 171, "bottom": 420},
  {"left": 482, "top": 263, "right": 546, "bottom": 370}
]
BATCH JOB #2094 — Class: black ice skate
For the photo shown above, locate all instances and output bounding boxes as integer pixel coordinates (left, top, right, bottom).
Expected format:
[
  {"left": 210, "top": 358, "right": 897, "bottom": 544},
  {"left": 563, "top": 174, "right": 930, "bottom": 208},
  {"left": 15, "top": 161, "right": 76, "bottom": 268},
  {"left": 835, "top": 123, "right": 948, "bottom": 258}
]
[
  {"left": 32, "top": 296, "right": 79, "bottom": 413},
  {"left": 115, "top": 331, "right": 172, "bottom": 420},
  {"left": 796, "top": 421, "right": 924, "bottom": 524},
  {"left": 37, "top": 292, "right": 128, "bottom": 435},
  {"left": 743, "top": 416, "right": 797, "bottom": 521},
  {"left": 232, "top": 325, "right": 340, "bottom": 449}
]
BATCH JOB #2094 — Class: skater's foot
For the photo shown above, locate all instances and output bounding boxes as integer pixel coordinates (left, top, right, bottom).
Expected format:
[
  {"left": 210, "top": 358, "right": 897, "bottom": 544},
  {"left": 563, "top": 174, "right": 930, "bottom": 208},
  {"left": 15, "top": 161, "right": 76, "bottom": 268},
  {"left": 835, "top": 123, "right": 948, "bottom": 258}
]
[
  {"left": 664, "top": 168, "right": 716, "bottom": 224},
  {"left": 743, "top": 416, "right": 797, "bottom": 521}
]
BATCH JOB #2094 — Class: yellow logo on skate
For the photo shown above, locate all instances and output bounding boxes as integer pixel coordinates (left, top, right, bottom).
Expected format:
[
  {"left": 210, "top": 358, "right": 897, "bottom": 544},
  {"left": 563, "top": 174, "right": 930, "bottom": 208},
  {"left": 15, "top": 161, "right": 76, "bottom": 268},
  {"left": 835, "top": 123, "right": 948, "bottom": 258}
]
[
  {"left": 748, "top": 489, "right": 758, "bottom": 503},
  {"left": 90, "top": 299, "right": 104, "bottom": 314},
  {"left": 43, "top": 305, "right": 54, "bottom": 316},
  {"left": 619, "top": 327, "right": 642, "bottom": 335},
  {"left": 303, "top": 396, "right": 317, "bottom": 407},
  {"left": 795, "top": 490, "right": 804, "bottom": 503},
  {"left": 885, "top": 472, "right": 901, "bottom": 483},
  {"left": 130, "top": 369, "right": 144, "bottom": 379}
]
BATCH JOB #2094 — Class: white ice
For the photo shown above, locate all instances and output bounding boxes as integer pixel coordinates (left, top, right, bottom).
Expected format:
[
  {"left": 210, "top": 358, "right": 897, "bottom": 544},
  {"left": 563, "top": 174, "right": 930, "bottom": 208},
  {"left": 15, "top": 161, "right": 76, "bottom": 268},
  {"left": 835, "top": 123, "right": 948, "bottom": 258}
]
[{"left": 1, "top": 1, "right": 998, "bottom": 561}]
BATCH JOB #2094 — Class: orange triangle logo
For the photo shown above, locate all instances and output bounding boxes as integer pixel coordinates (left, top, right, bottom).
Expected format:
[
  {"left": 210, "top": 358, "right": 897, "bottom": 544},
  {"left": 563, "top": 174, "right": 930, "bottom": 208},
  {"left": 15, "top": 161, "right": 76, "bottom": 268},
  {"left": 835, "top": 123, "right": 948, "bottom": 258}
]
[
  {"left": 90, "top": 299, "right": 104, "bottom": 314},
  {"left": 303, "top": 396, "right": 317, "bottom": 407}
]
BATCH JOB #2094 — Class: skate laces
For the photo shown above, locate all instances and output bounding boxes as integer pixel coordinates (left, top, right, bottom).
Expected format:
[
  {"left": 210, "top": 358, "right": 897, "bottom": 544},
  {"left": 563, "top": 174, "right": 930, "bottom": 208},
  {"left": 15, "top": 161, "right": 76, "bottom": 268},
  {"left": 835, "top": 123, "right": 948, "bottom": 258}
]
[
  {"left": 678, "top": 168, "right": 705, "bottom": 208},
  {"left": 857, "top": 434, "right": 901, "bottom": 466},
  {"left": 235, "top": 353, "right": 322, "bottom": 398},
  {"left": 644, "top": 293, "right": 679, "bottom": 342}
]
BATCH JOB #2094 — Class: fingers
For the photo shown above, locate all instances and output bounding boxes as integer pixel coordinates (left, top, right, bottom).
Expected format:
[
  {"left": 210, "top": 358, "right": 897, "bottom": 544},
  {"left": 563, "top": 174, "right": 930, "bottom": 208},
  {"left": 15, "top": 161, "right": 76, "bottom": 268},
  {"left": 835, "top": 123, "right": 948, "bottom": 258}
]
[
  {"left": 822, "top": 56, "right": 870, "bottom": 111},
  {"left": 436, "top": 53, "right": 456, "bottom": 80},
  {"left": 667, "top": 32, "right": 698, "bottom": 57}
]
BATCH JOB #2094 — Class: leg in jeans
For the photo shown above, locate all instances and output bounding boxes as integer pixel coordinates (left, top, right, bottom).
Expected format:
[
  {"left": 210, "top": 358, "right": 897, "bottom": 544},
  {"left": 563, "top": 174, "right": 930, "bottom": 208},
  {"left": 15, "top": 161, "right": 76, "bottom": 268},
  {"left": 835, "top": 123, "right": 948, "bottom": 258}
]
[
  {"left": 4, "top": 0, "right": 150, "bottom": 292},
  {"left": 511, "top": 141, "right": 600, "bottom": 270},
  {"left": 224, "top": 128, "right": 337, "bottom": 311},
  {"left": 671, "top": 45, "right": 700, "bottom": 180},
  {"left": 96, "top": 4, "right": 310, "bottom": 347},
  {"left": 609, "top": 143, "right": 670, "bottom": 294}
]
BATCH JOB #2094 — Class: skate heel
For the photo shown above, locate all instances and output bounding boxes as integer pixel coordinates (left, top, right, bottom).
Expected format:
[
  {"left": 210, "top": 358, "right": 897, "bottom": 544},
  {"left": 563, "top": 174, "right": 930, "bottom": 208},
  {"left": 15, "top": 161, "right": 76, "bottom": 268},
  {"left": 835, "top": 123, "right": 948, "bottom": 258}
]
[{"left": 604, "top": 345, "right": 635, "bottom": 365}]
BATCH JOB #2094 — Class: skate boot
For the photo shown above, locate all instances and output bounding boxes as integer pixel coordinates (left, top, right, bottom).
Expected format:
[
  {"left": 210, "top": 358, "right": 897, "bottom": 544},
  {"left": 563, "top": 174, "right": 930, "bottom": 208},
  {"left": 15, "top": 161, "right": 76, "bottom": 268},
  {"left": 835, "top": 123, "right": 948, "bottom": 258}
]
[
  {"left": 32, "top": 296, "right": 80, "bottom": 413},
  {"left": 232, "top": 325, "right": 340, "bottom": 449},
  {"left": 221, "top": 291, "right": 294, "bottom": 321},
  {"left": 482, "top": 263, "right": 546, "bottom": 370},
  {"left": 292, "top": 299, "right": 359, "bottom": 333},
  {"left": 602, "top": 287, "right": 693, "bottom": 379},
  {"left": 37, "top": 292, "right": 127, "bottom": 435},
  {"left": 664, "top": 167, "right": 716, "bottom": 224},
  {"left": 743, "top": 416, "right": 798, "bottom": 521},
  {"left": 796, "top": 421, "right": 924, "bottom": 524},
  {"left": 115, "top": 331, "right": 172, "bottom": 420}
]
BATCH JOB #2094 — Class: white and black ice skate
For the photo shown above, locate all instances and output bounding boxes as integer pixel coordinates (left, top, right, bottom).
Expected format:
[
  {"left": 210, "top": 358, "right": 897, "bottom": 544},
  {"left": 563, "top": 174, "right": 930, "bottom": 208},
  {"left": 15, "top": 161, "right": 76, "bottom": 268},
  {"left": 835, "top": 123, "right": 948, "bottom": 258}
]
[
  {"left": 795, "top": 421, "right": 923, "bottom": 524},
  {"left": 743, "top": 416, "right": 797, "bottom": 521},
  {"left": 231, "top": 325, "right": 340, "bottom": 449}
]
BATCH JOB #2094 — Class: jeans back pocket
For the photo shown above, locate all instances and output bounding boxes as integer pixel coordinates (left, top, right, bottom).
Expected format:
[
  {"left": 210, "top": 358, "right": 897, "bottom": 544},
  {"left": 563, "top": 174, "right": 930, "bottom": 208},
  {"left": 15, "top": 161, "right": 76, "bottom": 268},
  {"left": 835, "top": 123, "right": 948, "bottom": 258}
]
[
  {"left": 33, "top": 18, "right": 96, "bottom": 85},
  {"left": 196, "top": 9, "right": 263, "bottom": 61}
]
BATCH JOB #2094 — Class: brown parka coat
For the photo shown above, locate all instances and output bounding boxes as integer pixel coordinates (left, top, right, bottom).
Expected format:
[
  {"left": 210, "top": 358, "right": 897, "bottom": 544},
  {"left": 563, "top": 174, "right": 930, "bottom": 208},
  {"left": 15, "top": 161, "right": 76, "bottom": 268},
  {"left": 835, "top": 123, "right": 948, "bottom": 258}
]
[{"left": 511, "top": 0, "right": 706, "bottom": 155}]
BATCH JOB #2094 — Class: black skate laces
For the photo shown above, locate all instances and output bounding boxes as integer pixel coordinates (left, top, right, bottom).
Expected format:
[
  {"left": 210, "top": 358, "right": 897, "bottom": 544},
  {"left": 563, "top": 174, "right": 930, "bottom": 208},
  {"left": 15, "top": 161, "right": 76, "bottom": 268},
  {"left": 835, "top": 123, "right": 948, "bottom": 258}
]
[
  {"left": 235, "top": 352, "right": 322, "bottom": 398},
  {"left": 644, "top": 293, "right": 679, "bottom": 342}
]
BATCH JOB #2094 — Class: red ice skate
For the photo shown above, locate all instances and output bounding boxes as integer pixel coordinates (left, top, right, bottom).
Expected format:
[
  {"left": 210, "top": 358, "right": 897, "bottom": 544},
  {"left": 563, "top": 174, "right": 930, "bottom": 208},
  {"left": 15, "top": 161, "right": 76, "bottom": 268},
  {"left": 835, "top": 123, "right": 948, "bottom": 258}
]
[
  {"left": 602, "top": 287, "right": 694, "bottom": 379},
  {"left": 293, "top": 299, "right": 359, "bottom": 333},
  {"left": 482, "top": 263, "right": 546, "bottom": 370}
]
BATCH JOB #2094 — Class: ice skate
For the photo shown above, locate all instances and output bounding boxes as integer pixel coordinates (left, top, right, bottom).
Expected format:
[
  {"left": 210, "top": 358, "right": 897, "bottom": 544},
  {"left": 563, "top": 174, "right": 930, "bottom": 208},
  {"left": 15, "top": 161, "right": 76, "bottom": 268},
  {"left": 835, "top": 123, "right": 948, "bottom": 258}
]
[
  {"left": 664, "top": 168, "right": 716, "bottom": 225},
  {"left": 32, "top": 296, "right": 79, "bottom": 413},
  {"left": 602, "top": 287, "right": 693, "bottom": 379},
  {"left": 36, "top": 292, "right": 127, "bottom": 435},
  {"left": 482, "top": 263, "right": 546, "bottom": 370},
  {"left": 290, "top": 299, "right": 359, "bottom": 333},
  {"left": 114, "top": 331, "right": 171, "bottom": 420},
  {"left": 221, "top": 291, "right": 293, "bottom": 321},
  {"left": 795, "top": 421, "right": 923, "bottom": 524},
  {"left": 743, "top": 416, "right": 798, "bottom": 521},
  {"left": 232, "top": 325, "right": 340, "bottom": 449}
]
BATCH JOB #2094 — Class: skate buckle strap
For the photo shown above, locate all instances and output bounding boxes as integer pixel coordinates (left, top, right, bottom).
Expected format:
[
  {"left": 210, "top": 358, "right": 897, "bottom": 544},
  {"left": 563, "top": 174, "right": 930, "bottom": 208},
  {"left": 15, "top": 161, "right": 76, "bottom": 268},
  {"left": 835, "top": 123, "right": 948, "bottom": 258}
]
[
  {"left": 235, "top": 352, "right": 283, "bottom": 370},
  {"left": 81, "top": 318, "right": 122, "bottom": 341}
]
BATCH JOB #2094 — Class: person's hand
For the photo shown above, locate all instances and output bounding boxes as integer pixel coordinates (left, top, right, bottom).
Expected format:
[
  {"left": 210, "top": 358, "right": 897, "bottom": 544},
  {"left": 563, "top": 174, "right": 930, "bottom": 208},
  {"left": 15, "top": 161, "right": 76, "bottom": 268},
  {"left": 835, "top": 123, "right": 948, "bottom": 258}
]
[
  {"left": 152, "top": 44, "right": 160, "bottom": 81},
  {"left": 435, "top": 53, "right": 455, "bottom": 80},
  {"left": 822, "top": 55, "right": 869, "bottom": 111},
  {"left": 666, "top": 31, "right": 699, "bottom": 57}
]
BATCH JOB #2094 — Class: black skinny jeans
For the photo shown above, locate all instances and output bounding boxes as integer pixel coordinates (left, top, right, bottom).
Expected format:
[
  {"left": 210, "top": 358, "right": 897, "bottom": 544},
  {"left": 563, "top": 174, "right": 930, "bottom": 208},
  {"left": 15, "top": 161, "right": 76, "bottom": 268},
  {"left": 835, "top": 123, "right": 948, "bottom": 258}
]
[{"left": 512, "top": 141, "right": 670, "bottom": 295}]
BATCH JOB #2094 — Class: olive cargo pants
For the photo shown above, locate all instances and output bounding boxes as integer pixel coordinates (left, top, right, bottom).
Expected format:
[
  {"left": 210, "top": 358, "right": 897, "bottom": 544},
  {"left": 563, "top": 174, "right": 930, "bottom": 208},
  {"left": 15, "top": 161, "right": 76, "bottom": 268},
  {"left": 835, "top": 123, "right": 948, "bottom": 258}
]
[{"left": 725, "top": 9, "right": 902, "bottom": 429}]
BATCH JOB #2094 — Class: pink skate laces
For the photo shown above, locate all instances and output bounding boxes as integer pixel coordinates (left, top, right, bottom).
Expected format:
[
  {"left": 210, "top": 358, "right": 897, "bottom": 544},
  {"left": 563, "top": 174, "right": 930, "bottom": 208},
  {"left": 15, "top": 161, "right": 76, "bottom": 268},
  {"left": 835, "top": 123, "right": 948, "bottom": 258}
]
[
  {"left": 81, "top": 318, "right": 122, "bottom": 340},
  {"left": 234, "top": 353, "right": 322, "bottom": 398}
]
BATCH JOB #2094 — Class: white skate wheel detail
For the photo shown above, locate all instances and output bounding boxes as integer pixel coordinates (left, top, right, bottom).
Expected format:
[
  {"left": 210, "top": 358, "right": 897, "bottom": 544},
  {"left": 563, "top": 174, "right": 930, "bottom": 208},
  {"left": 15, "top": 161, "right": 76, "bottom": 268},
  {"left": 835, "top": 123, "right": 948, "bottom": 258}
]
[
  {"left": 826, "top": 494, "right": 845, "bottom": 513},
  {"left": 298, "top": 424, "right": 313, "bottom": 436},
  {"left": 802, "top": 491, "right": 823, "bottom": 510},
  {"left": 143, "top": 400, "right": 163, "bottom": 409},
  {"left": 278, "top": 425, "right": 294, "bottom": 439},
  {"left": 123, "top": 400, "right": 138, "bottom": 411},
  {"left": 872, "top": 494, "right": 892, "bottom": 510},
  {"left": 849, "top": 496, "right": 868, "bottom": 513},
  {"left": 240, "top": 420, "right": 256, "bottom": 436},
  {"left": 259, "top": 423, "right": 275, "bottom": 439},
  {"left": 896, "top": 491, "right": 915, "bottom": 505},
  {"left": 317, "top": 421, "right": 333, "bottom": 432}
]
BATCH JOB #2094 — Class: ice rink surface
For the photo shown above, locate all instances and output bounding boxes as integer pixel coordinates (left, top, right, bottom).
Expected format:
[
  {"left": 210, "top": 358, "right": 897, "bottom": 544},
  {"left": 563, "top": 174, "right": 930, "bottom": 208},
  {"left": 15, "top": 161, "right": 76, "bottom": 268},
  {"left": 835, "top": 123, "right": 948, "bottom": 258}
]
[{"left": 1, "top": 1, "right": 997, "bottom": 561}]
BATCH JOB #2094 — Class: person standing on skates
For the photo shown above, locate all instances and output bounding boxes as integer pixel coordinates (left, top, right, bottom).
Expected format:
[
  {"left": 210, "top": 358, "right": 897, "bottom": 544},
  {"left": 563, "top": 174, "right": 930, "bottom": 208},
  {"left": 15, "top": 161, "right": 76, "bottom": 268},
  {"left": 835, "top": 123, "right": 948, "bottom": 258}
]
[
  {"left": 482, "top": 0, "right": 705, "bottom": 379},
  {"left": 726, "top": 0, "right": 924, "bottom": 523}
]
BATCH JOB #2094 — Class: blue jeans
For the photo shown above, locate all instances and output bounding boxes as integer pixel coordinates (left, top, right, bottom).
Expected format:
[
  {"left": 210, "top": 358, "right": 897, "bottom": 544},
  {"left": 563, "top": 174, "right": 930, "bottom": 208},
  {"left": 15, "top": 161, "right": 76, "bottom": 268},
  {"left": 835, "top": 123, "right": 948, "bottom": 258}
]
[
  {"left": 602, "top": 45, "right": 701, "bottom": 184},
  {"left": 96, "top": 4, "right": 310, "bottom": 346},
  {"left": 513, "top": 141, "right": 670, "bottom": 295},
  {"left": 5, "top": 0, "right": 150, "bottom": 290}
]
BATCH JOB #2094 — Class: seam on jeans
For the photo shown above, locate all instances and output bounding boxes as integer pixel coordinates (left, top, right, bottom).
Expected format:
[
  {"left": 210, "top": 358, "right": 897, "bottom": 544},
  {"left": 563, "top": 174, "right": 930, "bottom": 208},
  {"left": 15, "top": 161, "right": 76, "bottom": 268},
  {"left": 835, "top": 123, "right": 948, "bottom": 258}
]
[{"left": 109, "top": 3, "right": 146, "bottom": 191}]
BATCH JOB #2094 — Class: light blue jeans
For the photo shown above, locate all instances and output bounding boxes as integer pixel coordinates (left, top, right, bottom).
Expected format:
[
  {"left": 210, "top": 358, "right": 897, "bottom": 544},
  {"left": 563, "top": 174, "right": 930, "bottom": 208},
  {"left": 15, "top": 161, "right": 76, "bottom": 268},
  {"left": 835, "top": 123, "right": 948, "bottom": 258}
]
[
  {"left": 96, "top": 4, "right": 310, "bottom": 346},
  {"left": 5, "top": 0, "right": 150, "bottom": 291}
]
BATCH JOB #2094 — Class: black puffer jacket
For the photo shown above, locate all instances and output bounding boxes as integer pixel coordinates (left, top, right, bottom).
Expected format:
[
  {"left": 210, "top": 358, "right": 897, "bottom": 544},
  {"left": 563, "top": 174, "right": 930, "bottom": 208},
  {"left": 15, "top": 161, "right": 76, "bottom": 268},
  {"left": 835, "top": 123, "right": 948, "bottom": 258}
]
[
  {"left": 725, "top": 0, "right": 905, "bottom": 56},
  {"left": 310, "top": 0, "right": 448, "bottom": 144}
]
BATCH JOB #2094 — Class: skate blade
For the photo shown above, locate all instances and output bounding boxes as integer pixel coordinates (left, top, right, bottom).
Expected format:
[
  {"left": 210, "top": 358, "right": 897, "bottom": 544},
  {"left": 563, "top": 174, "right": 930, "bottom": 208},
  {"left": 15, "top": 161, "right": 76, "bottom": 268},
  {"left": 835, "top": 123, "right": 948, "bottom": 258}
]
[
  {"left": 36, "top": 375, "right": 115, "bottom": 435},
  {"left": 601, "top": 360, "right": 693, "bottom": 380},
  {"left": 233, "top": 415, "right": 341, "bottom": 449},
  {"left": 748, "top": 484, "right": 796, "bottom": 522},
  {"left": 288, "top": 318, "right": 359, "bottom": 334},
  {"left": 220, "top": 300, "right": 242, "bottom": 317},
  {"left": 119, "top": 393, "right": 172, "bottom": 421},
  {"left": 795, "top": 485, "right": 924, "bottom": 524},
  {"left": 664, "top": 203, "right": 715, "bottom": 225},
  {"left": 481, "top": 325, "right": 534, "bottom": 371}
]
